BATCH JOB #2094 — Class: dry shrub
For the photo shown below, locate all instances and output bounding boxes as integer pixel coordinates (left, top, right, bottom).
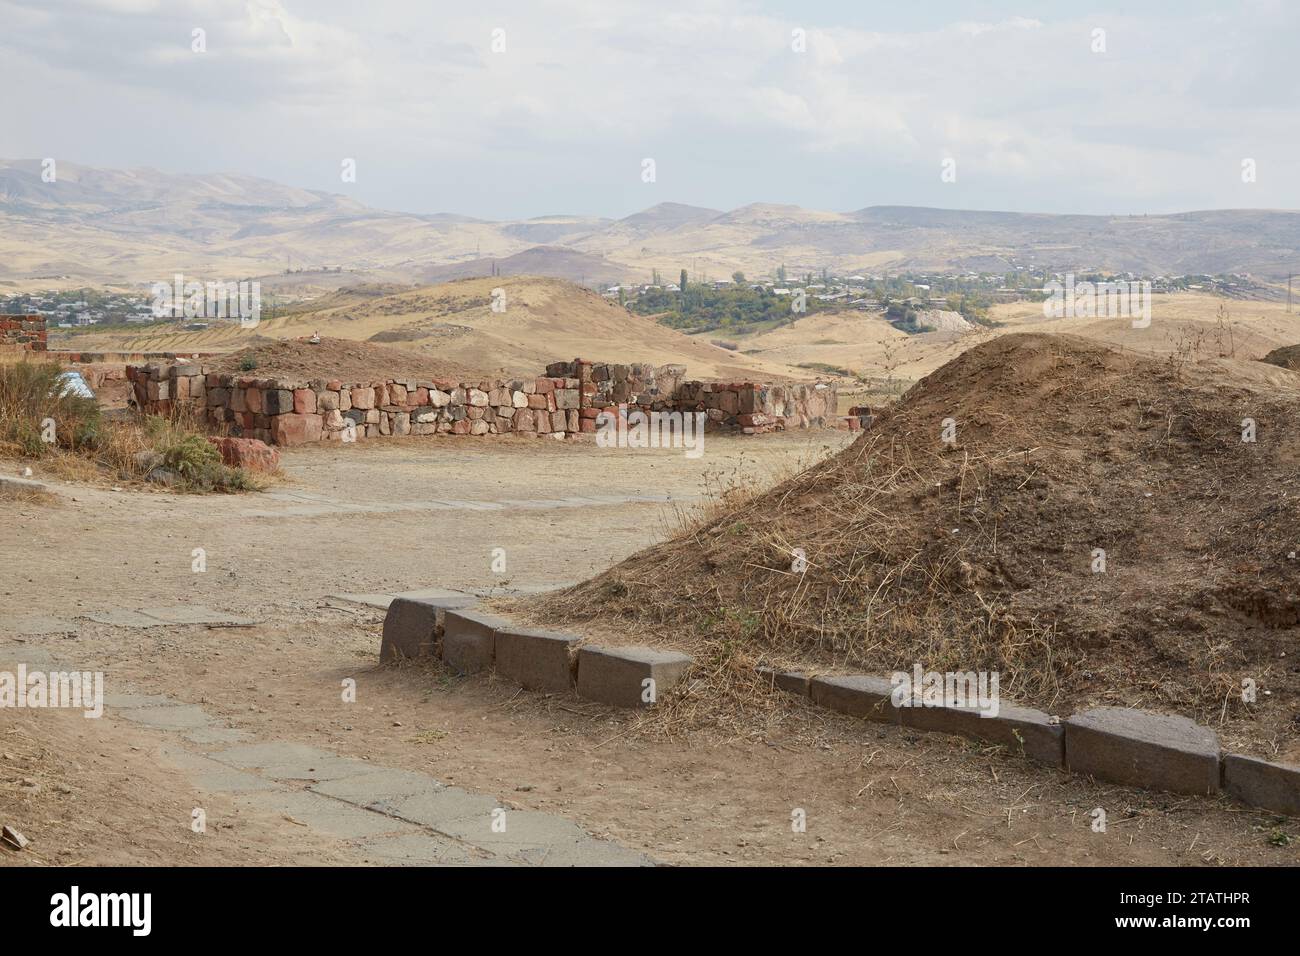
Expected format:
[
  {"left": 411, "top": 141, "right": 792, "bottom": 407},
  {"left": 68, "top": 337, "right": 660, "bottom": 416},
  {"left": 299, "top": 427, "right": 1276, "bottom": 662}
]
[{"left": 0, "top": 362, "right": 258, "bottom": 493}]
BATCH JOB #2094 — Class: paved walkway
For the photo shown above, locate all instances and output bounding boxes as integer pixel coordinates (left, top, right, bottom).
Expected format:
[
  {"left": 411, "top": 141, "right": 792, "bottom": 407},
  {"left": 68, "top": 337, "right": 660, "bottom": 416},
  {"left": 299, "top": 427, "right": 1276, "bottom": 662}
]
[{"left": 2, "top": 631, "right": 653, "bottom": 867}]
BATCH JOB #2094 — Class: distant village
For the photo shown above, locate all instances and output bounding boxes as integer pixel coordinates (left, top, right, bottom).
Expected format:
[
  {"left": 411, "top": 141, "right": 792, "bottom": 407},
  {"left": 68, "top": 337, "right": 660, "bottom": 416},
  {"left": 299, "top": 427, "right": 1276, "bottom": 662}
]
[{"left": 0, "top": 268, "right": 1271, "bottom": 336}]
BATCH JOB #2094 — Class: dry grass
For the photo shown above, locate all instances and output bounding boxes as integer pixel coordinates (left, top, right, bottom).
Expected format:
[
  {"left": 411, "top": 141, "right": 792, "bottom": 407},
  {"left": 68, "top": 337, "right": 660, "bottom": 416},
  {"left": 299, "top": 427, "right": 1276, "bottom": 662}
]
[
  {"left": 522, "top": 333, "right": 1300, "bottom": 751},
  {"left": 0, "top": 360, "right": 262, "bottom": 493}
]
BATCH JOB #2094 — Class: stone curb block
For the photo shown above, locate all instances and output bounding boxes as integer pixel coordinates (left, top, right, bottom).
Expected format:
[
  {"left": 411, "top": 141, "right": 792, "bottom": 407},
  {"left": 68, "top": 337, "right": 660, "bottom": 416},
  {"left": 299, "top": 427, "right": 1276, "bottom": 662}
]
[
  {"left": 0, "top": 474, "right": 50, "bottom": 493},
  {"left": 576, "top": 645, "right": 691, "bottom": 708},
  {"left": 1065, "top": 706, "right": 1220, "bottom": 796},
  {"left": 494, "top": 627, "right": 580, "bottom": 694},
  {"left": 898, "top": 701, "right": 1064, "bottom": 767},
  {"left": 756, "top": 667, "right": 809, "bottom": 698},
  {"left": 808, "top": 675, "right": 898, "bottom": 723},
  {"left": 442, "top": 609, "right": 508, "bottom": 675},
  {"left": 1223, "top": 754, "right": 1300, "bottom": 815},
  {"left": 379, "top": 598, "right": 440, "bottom": 664}
]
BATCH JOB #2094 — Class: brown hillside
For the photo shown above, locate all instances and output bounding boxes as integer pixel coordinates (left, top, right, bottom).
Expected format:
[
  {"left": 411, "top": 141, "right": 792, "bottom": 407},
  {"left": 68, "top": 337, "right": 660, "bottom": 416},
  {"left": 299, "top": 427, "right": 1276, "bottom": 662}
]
[
  {"left": 206, "top": 336, "right": 482, "bottom": 383},
  {"left": 535, "top": 333, "right": 1300, "bottom": 754}
]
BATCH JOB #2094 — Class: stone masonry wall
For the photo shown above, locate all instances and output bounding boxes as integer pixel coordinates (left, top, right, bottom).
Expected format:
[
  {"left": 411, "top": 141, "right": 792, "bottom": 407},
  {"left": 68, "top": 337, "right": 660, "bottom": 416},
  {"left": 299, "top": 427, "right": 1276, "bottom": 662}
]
[
  {"left": 547, "top": 359, "right": 841, "bottom": 435},
  {"left": 129, "top": 356, "right": 846, "bottom": 446},
  {"left": 0, "top": 315, "right": 47, "bottom": 353}
]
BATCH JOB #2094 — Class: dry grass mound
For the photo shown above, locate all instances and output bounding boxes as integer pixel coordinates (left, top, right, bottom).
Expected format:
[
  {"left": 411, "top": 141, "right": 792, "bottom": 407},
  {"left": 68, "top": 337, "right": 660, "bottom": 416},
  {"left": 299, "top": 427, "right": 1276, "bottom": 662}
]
[
  {"left": 536, "top": 333, "right": 1300, "bottom": 740},
  {"left": 1261, "top": 343, "right": 1300, "bottom": 372},
  {"left": 206, "top": 336, "right": 483, "bottom": 383}
]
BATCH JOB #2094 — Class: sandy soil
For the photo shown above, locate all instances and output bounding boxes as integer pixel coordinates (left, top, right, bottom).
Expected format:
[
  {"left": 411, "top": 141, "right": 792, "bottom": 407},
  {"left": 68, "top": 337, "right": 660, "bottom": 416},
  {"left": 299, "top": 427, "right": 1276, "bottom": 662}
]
[{"left": 2, "top": 431, "right": 1297, "bottom": 867}]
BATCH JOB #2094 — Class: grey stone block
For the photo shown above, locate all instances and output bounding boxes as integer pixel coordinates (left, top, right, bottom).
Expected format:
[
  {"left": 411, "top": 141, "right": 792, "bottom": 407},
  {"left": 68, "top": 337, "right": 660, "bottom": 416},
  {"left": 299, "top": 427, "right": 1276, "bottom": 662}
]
[
  {"left": 899, "top": 701, "right": 1064, "bottom": 766},
  {"left": 756, "top": 666, "right": 809, "bottom": 698},
  {"left": 379, "top": 597, "right": 440, "bottom": 663},
  {"left": 809, "top": 675, "right": 898, "bottom": 723},
  {"left": 442, "top": 609, "right": 507, "bottom": 674},
  {"left": 1223, "top": 754, "right": 1300, "bottom": 815},
  {"left": 1065, "top": 706, "right": 1220, "bottom": 795},
  {"left": 495, "top": 626, "right": 579, "bottom": 693},
  {"left": 576, "top": 645, "right": 691, "bottom": 708}
]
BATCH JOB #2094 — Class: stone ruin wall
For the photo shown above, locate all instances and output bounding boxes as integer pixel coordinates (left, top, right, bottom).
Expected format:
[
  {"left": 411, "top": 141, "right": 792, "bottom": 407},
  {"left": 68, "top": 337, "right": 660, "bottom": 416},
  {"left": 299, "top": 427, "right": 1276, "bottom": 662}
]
[
  {"left": 0, "top": 315, "right": 47, "bottom": 353},
  {"left": 128, "top": 357, "right": 850, "bottom": 446}
]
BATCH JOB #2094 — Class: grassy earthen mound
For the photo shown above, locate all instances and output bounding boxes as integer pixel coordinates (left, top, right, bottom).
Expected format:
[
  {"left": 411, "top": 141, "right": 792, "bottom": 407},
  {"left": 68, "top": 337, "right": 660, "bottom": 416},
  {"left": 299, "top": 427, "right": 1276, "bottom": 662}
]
[
  {"left": 537, "top": 332, "right": 1300, "bottom": 738},
  {"left": 207, "top": 336, "right": 482, "bottom": 383},
  {"left": 1261, "top": 343, "right": 1300, "bottom": 372}
]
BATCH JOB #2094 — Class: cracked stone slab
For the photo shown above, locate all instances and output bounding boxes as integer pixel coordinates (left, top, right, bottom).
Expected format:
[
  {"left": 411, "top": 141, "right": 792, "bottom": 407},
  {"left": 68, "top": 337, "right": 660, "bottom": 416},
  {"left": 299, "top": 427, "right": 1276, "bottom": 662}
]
[
  {"left": 117, "top": 704, "right": 214, "bottom": 731},
  {"left": 363, "top": 786, "right": 501, "bottom": 830},
  {"left": 184, "top": 727, "right": 251, "bottom": 746},
  {"left": 136, "top": 606, "right": 257, "bottom": 626},
  {"left": 355, "top": 833, "right": 495, "bottom": 867},
  {"left": 0, "top": 646, "right": 56, "bottom": 667},
  {"left": 310, "top": 768, "right": 444, "bottom": 806},
  {"left": 160, "top": 748, "right": 283, "bottom": 794},
  {"left": 87, "top": 609, "right": 170, "bottom": 628},
  {"left": 238, "top": 790, "right": 419, "bottom": 840},
  {"left": 0, "top": 615, "right": 77, "bottom": 636},
  {"left": 209, "top": 742, "right": 373, "bottom": 781},
  {"left": 327, "top": 593, "right": 397, "bottom": 610},
  {"left": 105, "top": 693, "right": 175, "bottom": 709}
]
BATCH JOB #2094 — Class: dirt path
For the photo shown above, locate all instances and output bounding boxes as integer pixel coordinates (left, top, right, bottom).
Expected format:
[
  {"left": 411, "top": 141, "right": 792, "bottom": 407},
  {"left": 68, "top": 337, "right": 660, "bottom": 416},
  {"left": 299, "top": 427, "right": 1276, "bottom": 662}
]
[{"left": 2, "top": 433, "right": 1297, "bottom": 866}]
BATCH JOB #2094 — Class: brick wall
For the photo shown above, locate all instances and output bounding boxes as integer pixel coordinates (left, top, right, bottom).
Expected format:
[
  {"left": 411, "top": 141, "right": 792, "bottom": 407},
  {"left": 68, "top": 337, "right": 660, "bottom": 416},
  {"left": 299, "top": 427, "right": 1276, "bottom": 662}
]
[{"left": 0, "top": 315, "right": 47, "bottom": 352}]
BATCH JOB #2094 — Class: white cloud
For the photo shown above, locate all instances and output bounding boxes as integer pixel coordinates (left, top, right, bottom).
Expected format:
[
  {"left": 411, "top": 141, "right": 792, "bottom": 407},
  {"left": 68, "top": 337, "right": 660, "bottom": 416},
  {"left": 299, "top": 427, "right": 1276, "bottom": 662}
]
[{"left": 1, "top": 0, "right": 1297, "bottom": 216}]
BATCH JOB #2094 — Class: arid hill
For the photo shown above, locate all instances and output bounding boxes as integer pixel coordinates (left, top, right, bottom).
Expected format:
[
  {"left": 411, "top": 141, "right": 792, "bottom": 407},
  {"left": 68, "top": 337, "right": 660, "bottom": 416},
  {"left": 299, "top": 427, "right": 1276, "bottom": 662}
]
[
  {"left": 58, "top": 276, "right": 807, "bottom": 381},
  {"left": 535, "top": 333, "right": 1300, "bottom": 755}
]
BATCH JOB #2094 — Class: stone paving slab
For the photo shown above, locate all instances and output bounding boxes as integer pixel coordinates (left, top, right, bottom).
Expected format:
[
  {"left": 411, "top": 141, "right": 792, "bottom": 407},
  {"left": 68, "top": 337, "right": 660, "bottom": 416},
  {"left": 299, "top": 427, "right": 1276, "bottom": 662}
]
[
  {"left": 86, "top": 606, "right": 254, "bottom": 628},
  {"left": 0, "top": 615, "right": 77, "bottom": 636},
  {"left": 87, "top": 608, "right": 170, "bottom": 628},
  {"left": 239, "top": 790, "right": 421, "bottom": 840},
  {"left": 136, "top": 606, "right": 257, "bottom": 626},
  {"left": 209, "top": 742, "right": 374, "bottom": 781},
  {"left": 105, "top": 692, "right": 177, "bottom": 709},
  {"left": 364, "top": 786, "right": 501, "bottom": 829},
  {"left": 310, "top": 768, "right": 444, "bottom": 805},
  {"left": 0, "top": 646, "right": 56, "bottom": 667},
  {"left": 118, "top": 704, "right": 215, "bottom": 731},
  {"left": 328, "top": 592, "right": 396, "bottom": 609},
  {"left": 355, "top": 833, "right": 497, "bottom": 867},
  {"left": 161, "top": 749, "right": 285, "bottom": 794},
  {"left": 184, "top": 726, "right": 251, "bottom": 746}
]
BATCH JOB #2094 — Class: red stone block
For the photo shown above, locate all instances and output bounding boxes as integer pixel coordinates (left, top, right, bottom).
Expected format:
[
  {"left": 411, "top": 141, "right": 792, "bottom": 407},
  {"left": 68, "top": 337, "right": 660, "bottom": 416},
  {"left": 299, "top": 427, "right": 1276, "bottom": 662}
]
[
  {"left": 207, "top": 436, "right": 281, "bottom": 471},
  {"left": 293, "top": 388, "right": 317, "bottom": 414},
  {"left": 271, "top": 412, "right": 323, "bottom": 446}
]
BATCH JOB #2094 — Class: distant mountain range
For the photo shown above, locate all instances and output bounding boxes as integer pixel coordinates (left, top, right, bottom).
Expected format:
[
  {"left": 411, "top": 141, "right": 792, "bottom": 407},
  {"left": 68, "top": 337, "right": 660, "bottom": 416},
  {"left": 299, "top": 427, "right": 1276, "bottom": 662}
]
[{"left": 4, "top": 159, "right": 1300, "bottom": 288}]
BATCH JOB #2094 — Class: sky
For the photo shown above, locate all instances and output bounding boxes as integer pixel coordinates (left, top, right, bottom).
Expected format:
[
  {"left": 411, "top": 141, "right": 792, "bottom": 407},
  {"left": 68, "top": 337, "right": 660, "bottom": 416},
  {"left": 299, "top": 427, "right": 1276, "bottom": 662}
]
[{"left": 2, "top": 0, "right": 1298, "bottom": 220}]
